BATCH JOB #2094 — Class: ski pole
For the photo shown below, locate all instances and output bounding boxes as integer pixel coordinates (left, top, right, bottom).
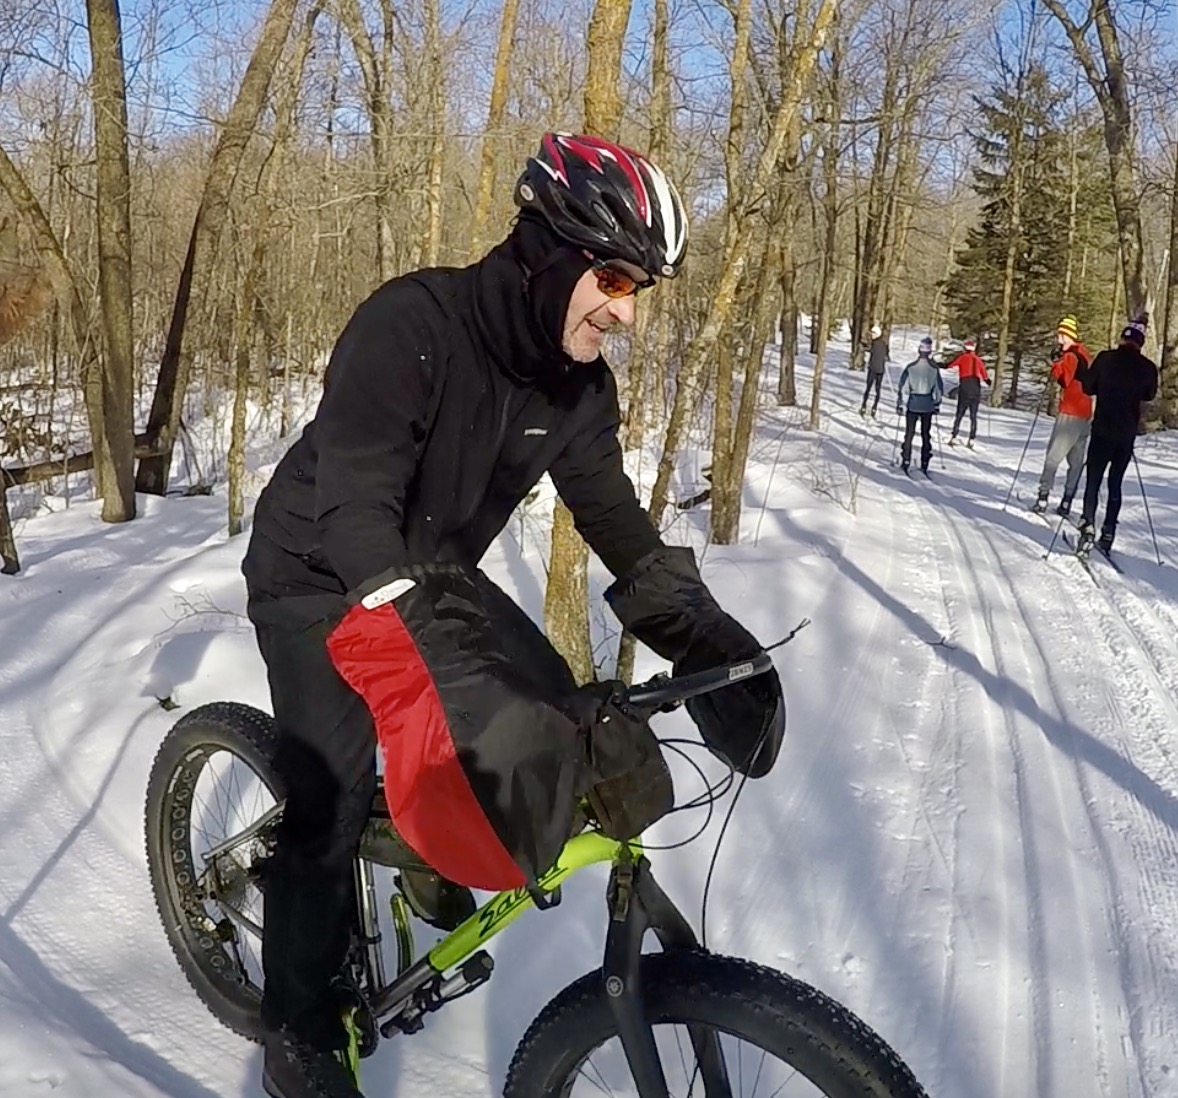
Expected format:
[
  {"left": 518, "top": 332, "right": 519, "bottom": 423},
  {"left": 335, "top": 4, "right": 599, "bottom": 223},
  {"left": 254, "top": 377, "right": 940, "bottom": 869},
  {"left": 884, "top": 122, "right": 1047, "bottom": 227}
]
[
  {"left": 1001, "top": 378, "right": 1051, "bottom": 511},
  {"left": 1043, "top": 513, "right": 1068, "bottom": 561},
  {"left": 1132, "top": 450, "right": 1162, "bottom": 565},
  {"left": 934, "top": 411, "right": 945, "bottom": 469},
  {"left": 886, "top": 366, "right": 903, "bottom": 466}
]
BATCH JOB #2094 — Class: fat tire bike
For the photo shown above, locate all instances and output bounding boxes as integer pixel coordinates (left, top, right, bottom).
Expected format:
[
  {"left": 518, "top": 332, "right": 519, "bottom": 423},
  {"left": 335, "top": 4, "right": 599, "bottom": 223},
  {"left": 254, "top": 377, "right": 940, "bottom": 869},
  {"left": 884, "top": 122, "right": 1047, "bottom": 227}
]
[{"left": 144, "top": 653, "right": 929, "bottom": 1097}]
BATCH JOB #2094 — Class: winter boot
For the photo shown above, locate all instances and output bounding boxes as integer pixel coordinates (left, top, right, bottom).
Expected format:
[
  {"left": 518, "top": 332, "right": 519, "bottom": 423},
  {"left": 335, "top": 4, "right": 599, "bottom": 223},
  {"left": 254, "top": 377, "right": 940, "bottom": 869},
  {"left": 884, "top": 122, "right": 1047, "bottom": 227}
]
[
  {"left": 948, "top": 436, "right": 958, "bottom": 447},
  {"left": 1097, "top": 525, "right": 1115, "bottom": 554},
  {"left": 1031, "top": 491, "right": 1049, "bottom": 514},
  {"left": 859, "top": 405, "right": 867, "bottom": 417},
  {"left": 1055, "top": 496, "right": 1073, "bottom": 518},
  {"left": 397, "top": 868, "right": 476, "bottom": 931},
  {"left": 1077, "top": 520, "right": 1096, "bottom": 556},
  {"left": 967, "top": 439, "right": 975, "bottom": 450},
  {"left": 901, "top": 459, "right": 910, "bottom": 473},
  {"left": 262, "top": 1028, "right": 364, "bottom": 1098}
]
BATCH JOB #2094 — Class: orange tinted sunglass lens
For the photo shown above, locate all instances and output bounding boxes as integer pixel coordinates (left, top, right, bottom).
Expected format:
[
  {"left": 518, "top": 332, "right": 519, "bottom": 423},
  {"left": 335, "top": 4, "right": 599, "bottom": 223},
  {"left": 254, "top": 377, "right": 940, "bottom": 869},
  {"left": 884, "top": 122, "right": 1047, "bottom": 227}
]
[{"left": 595, "top": 266, "right": 638, "bottom": 298}]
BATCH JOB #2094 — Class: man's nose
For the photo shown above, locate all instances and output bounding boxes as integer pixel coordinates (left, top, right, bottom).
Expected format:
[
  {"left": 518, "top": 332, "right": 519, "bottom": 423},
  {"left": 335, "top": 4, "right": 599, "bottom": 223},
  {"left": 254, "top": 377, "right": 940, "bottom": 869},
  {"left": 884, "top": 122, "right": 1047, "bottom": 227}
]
[{"left": 607, "top": 294, "right": 637, "bottom": 327}]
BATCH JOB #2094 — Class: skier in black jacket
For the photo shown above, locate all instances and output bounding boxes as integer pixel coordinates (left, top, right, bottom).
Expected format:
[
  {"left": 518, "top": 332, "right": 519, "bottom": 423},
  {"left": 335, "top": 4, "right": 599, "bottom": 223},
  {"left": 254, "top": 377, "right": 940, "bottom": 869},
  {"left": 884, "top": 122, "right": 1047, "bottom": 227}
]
[
  {"left": 241, "top": 133, "right": 785, "bottom": 1098},
  {"left": 1075, "top": 315, "right": 1158, "bottom": 554}
]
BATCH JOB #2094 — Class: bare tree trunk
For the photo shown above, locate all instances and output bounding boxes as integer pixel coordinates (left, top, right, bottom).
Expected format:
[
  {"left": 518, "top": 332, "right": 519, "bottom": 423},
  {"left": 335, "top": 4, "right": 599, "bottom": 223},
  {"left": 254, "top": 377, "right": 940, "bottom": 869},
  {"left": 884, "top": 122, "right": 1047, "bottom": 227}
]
[
  {"left": 136, "top": 0, "right": 301, "bottom": 495},
  {"left": 1043, "top": 0, "right": 1149, "bottom": 324},
  {"left": 227, "top": 278, "right": 254, "bottom": 537},
  {"left": 809, "top": 44, "right": 840, "bottom": 430},
  {"left": 583, "top": 0, "right": 633, "bottom": 139},
  {"left": 648, "top": 0, "right": 838, "bottom": 528},
  {"left": 470, "top": 0, "right": 522, "bottom": 258},
  {"left": 810, "top": 105, "right": 839, "bottom": 430},
  {"left": 709, "top": 327, "right": 737, "bottom": 528},
  {"left": 879, "top": 118, "right": 918, "bottom": 331},
  {"left": 777, "top": 236, "right": 797, "bottom": 404},
  {"left": 1063, "top": 115, "right": 1080, "bottom": 300},
  {"left": 992, "top": 211, "right": 1020, "bottom": 407},
  {"left": 619, "top": 0, "right": 671, "bottom": 453},
  {"left": 713, "top": 231, "right": 780, "bottom": 543},
  {"left": 709, "top": 0, "right": 754, "bottom": 542},
  {"left": 86, "top": 0, "right": 136, "bottom": 522},
  {"left": 0, "top": 260, "right": 51, "bottom": 347},
  {"left": 851, "top": 64, "right": 897, "bottom": 373},
  {"left": 0, "top": 146, "right": 96, "bottom": 414},
  {"left": 228, "top": 4, "right": 321, "bottom": 535},
  {"left": 1162, "top": 144, "right": 1178, "bottom": 425},
  {"left": 423, "top": 0, "right": 445, "bottom": 266},
  {"left": 545, "top": 0, "right": 636, "bottom": 685},
  {"left": 930, "top": 189, "right": 963, "bottom": 337},
  {"left": 1109, "top": 242, "right": 1123, "bottom": 346},
  {"left": 0, "top": 484, "right": 18, "bottom": 575},
  {"left": 336, "top": 0, "right": 397, "bottom": 281}
]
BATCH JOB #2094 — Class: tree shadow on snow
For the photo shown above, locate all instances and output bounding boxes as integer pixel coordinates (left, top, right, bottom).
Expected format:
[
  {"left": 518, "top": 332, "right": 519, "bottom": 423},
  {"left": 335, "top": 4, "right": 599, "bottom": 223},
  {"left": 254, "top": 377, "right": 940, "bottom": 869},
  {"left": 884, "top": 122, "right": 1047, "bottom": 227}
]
[{"left": 807, "top": 522, "right": 1178, "bottom": 837}]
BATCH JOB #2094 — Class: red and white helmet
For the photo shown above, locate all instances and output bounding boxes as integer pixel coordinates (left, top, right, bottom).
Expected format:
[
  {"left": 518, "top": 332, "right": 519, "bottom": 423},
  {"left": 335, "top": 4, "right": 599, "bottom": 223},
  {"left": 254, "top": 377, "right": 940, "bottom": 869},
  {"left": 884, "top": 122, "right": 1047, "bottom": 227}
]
[{"left": 514, "top": 133, "right": 689, "bottom": 279}]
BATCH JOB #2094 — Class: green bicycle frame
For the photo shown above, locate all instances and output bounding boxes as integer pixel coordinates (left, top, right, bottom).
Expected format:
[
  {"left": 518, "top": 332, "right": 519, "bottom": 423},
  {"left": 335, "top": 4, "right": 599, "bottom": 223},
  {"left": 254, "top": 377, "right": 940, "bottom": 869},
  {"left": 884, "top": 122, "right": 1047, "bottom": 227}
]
[
  {"left": 369, "top": 830, "right": 643, "bottom": 1023},
  {"left": 430, "top": 831, "right": 644, "bottom": 971}
]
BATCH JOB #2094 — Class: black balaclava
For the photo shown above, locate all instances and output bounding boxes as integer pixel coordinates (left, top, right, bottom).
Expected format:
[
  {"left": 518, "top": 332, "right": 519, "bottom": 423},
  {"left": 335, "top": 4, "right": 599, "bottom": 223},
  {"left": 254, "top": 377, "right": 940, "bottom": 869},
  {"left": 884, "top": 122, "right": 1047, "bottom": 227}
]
[{"left": 472, "top": 211, "right": 594, "bottom": 384}]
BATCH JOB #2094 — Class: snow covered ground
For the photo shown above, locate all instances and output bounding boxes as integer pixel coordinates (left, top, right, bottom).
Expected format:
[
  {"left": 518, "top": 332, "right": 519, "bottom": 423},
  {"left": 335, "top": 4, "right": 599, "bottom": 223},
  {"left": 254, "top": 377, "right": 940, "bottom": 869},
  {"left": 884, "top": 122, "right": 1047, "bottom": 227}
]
[{"left": 2, "top": 333, "right": 1178, "bottom": 1097}]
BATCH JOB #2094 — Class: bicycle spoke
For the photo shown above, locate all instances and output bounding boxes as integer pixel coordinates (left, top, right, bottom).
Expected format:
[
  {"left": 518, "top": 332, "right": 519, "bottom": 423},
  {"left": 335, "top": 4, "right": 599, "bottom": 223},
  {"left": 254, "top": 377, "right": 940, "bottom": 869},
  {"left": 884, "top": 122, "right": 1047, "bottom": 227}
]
[
  {"left": 563, "top": 1030, "right": 825, "bottom": 1098},
  {"left": 576, "top": 1056, "right": 616, "bottom": 1097}
]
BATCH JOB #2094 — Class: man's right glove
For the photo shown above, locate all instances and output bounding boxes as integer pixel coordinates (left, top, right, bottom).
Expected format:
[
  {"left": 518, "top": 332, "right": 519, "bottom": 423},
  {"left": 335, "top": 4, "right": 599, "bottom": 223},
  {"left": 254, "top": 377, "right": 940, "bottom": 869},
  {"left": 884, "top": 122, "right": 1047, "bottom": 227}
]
[
  {"left": 563, "top": 679, "right": 673, "bottom": 841},
  {"left": 604, "top": 546, "right": 784, "bottom": 778}
]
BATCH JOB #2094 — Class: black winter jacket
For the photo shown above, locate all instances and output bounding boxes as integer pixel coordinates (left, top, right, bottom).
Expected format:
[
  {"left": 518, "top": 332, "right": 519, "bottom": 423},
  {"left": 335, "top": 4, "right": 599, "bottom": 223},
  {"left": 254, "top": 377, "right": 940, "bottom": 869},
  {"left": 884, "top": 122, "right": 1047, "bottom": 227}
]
[
  {"left": 1077, "top": 346, "right": 1158, "bottom": 442},
  {"left": 245, "top": 248, "right": 661, "bottom": 598},
  {"left": 867, "top": 338, "right": 888, "bottom": 375}
]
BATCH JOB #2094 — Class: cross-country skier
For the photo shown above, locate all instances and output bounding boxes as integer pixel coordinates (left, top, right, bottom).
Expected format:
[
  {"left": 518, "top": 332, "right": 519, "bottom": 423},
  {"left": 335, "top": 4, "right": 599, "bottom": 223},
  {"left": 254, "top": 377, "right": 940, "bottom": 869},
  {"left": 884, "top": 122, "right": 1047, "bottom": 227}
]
[
  {"left": 1075, "top": 315, "right": 1158, "bottom": 555},
  {"left": 896, "top": 336, "right": 944, "bottom": 474},
  {"left": 860, "top": 324, "right": 888, "bottom": 417},
  {"left": 945, "top": 339, "right": 990, "bottom": 448},
  {"left": 1032, "top": 315, "right": 1092, "bottom": 517}
]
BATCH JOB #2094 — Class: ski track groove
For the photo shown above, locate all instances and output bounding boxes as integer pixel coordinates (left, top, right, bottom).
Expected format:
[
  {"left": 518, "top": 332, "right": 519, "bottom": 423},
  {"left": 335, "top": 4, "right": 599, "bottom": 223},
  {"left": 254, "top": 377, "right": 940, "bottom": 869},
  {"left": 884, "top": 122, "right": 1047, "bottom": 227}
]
[
  {"left": 884, "top": 475, "right": 988, "bottom": 1092},
  {"left": 1003, "top": 564, "right": 1164, "bottom": 1098},
  {"left": 937, "top": 496, "right": 1115, "bottom": 1097},
  {"left": 912, "top": 479, "right": 1037, "bottom": 1093},
  {"left": 940, "top": 474, "right": 1178, "bottom": 1096},
  {"left": 1036, "top": 549, "right": 1178, "bottom": 1095},
  {"left": 1067, "top": 553, "right": 1178, "bottom": 788},
  {"left": 874, "top": 483, "right": 961, "bottom": 899}
]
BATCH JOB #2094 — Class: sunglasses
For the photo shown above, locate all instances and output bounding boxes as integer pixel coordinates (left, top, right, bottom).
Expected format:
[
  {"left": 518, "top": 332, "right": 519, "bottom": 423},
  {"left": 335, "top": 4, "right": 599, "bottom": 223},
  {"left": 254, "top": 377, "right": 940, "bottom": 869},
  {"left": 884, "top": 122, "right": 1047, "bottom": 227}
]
[{"left": 592, "top": 260, "right": 656, "bottom": 299}]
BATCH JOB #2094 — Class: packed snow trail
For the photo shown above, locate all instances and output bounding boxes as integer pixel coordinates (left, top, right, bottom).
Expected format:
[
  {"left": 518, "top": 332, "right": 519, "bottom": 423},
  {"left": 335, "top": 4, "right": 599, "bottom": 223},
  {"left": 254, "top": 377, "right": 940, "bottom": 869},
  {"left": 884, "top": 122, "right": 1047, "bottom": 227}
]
[{"left": 1, "top": 342, "right": 1178, "bottom": 1096}]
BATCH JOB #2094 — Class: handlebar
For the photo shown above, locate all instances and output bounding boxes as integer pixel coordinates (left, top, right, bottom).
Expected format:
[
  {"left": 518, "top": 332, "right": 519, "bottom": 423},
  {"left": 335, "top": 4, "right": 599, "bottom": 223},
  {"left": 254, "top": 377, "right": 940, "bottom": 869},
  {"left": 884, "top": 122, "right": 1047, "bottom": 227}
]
[{"left": 624, "top": 652, "right": 775, "bottom": 712}]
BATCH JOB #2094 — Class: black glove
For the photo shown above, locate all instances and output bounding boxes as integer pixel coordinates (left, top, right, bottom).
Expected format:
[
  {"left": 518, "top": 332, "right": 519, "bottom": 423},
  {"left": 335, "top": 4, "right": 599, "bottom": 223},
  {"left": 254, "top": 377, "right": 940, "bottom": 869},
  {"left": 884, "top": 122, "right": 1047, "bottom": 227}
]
[
  {"left": 564, "top": 680, "right": 673, "bottom": 840},
  {"left": 604, "top": 546, "right": 784, "bottom": 778}
]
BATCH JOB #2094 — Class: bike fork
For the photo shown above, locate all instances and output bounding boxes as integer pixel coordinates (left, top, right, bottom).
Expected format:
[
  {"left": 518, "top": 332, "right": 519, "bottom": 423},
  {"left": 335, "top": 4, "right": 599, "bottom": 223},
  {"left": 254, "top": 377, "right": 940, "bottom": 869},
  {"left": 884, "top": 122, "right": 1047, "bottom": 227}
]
[{"left": 604, "top": 858, "right": 732, "bottom": 1098}]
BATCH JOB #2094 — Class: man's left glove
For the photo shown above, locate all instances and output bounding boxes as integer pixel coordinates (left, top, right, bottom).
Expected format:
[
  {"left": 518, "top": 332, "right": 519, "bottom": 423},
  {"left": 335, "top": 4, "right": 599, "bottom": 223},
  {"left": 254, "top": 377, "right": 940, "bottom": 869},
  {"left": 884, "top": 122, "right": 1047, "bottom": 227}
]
[{"left": 604, "top": 546, "right": 784, "bottom": 778}]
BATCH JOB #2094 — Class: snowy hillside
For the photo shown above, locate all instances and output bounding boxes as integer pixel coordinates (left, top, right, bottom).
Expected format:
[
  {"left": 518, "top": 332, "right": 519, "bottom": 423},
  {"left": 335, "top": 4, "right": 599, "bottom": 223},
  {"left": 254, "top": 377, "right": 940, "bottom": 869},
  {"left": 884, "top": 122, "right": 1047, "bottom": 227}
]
[{"left": 2, "top": 335, "right": 1178, "bottom": 1097}]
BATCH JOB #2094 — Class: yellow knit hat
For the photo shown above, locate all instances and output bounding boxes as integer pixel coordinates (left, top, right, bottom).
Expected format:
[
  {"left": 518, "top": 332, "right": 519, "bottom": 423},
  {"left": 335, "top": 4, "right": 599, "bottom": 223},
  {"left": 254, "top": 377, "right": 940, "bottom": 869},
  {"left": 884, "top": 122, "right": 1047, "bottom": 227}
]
[{"left": 1057, "top": 315, "right": 1079, "bottom": 340}]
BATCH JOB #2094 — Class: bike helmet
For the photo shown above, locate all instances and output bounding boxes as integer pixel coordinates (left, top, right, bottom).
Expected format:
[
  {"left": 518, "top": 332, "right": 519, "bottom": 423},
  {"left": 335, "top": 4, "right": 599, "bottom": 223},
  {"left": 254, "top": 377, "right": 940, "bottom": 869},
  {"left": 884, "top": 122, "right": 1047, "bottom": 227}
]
[{"left": 514, "top": 133, "right": 689, "bottom": 279}]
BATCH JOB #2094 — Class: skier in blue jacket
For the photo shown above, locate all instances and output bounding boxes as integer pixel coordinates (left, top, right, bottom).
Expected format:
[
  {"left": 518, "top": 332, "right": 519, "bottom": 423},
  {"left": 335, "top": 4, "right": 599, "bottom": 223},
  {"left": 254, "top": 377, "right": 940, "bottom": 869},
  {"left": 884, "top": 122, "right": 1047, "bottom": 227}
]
[{"left": 896, "top": 337, "right": 944, "bottom": 473}]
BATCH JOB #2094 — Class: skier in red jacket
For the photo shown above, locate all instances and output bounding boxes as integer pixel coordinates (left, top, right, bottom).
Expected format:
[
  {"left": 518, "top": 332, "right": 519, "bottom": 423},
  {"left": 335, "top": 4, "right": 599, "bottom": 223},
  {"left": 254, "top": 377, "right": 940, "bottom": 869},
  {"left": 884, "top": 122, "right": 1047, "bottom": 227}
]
[
  {"left": 1032, "top": 315, "right": 1092, "bottom": 516},
  {"left": 946, "top": 339, "right": 990, "bottom": 448}
]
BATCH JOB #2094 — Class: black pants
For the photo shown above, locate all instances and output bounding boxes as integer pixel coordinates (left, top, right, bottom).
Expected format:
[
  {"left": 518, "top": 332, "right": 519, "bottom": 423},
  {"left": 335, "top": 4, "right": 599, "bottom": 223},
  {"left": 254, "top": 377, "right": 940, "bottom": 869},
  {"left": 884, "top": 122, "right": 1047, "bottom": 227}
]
[
  {"left": 952, "top": 393, "right": 980, "bottom": 440},
  {"left": 1081, "top": 433, "right": 1134, "bottom": 532},
  {"left": 861, "top": 371, "right": 883, "bottom": 411},
  {"left": 248, "top": 594, "right": 377, "bottom": 1051},
  {"left": 902, "top": 411, "right": 933, "bottom": 469}
]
